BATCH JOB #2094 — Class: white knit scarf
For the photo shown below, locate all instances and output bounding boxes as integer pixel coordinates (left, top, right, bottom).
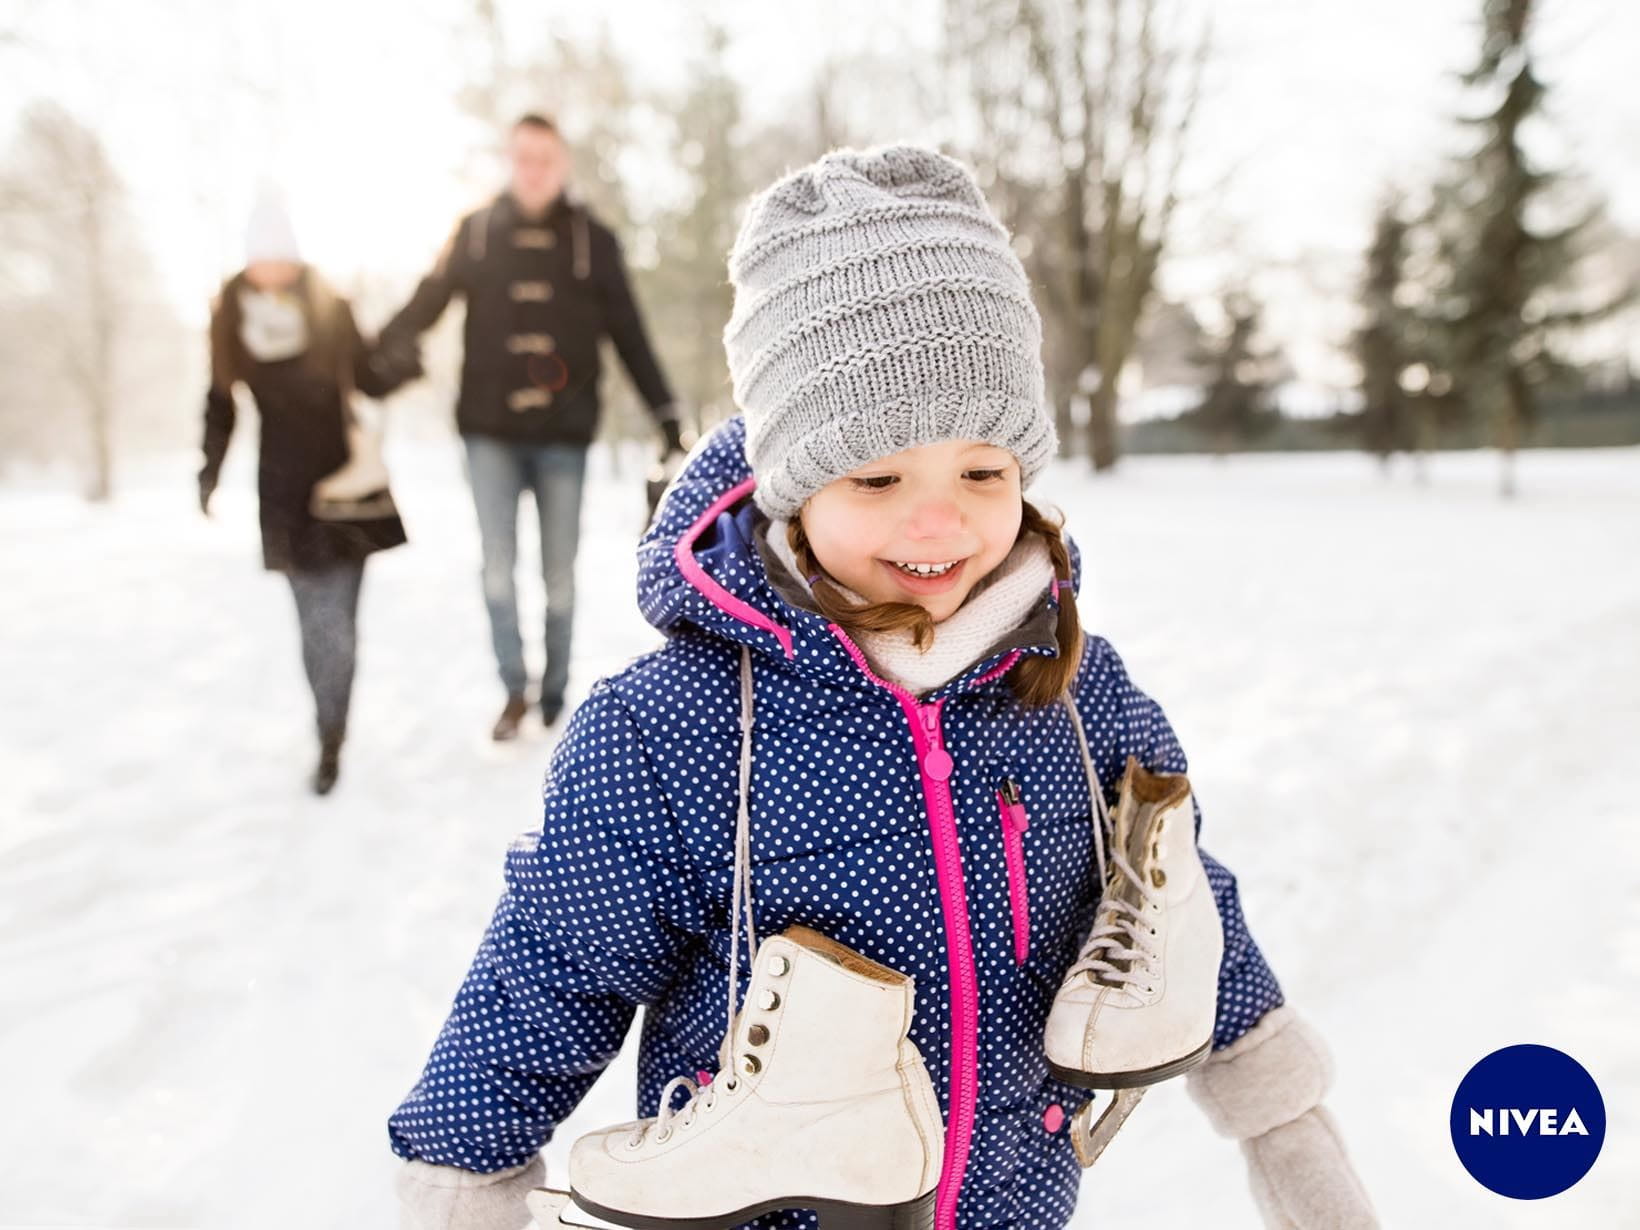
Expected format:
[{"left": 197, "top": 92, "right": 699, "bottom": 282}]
[
  {"left": 237, "top": 286, "right": 309, "bottom": 363},
  {"left": 761, "top": 516, "right": 1057, "bottom": 695}
]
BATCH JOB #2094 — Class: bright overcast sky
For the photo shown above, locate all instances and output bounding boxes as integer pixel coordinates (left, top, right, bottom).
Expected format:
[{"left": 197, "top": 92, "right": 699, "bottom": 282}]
[{"left": 3, "top": 0, "right": 1637, "bottom": 396}]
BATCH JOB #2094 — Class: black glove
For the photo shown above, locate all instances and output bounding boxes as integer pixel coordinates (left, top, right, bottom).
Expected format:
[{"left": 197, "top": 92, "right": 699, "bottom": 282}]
[
  {"left": 368, "top": 334, "right": 425, "bottom": 393},
  {"left": 198, "top": 470, "right": 217, "bottom": 517},
  {"left": 658, "top": 414, "right": 685, "bottom": 459}
]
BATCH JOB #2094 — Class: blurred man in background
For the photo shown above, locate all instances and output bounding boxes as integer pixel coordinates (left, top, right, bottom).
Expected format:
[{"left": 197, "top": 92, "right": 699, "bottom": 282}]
[{"left": 379, "top": 113, "right": 683, "bottom": 740}]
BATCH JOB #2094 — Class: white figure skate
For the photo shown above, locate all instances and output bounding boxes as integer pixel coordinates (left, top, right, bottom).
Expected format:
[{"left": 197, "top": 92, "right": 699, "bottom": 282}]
[
  {"left": 528, "top": 926, "right": 942, "bottom": 1230},
  {"left": 529, "top": 648, "right": 943, "bottom": 1230},
  {"left": 1045, "top": 755, "right": 1224, "bottom": 1092},
  {"left": 310, "top": 416, "right": 394, "bottom": 521}
]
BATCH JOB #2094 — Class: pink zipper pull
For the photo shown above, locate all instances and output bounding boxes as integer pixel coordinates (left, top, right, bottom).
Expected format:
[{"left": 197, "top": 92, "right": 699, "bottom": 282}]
[{"left": 920, "top": 704, "right": 954, "bottom": 781}]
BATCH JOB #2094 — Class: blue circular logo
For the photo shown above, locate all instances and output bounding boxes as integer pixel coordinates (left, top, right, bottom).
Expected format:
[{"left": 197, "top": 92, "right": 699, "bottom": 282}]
[{"left": 1450, "top": 1045, "right": 1605, "bottom": 1199}]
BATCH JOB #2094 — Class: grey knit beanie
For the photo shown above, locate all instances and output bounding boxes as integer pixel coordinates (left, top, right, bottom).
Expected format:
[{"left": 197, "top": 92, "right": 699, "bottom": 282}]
[{"left": 724, "top": 144, "right": 1057, "bottom": 520}]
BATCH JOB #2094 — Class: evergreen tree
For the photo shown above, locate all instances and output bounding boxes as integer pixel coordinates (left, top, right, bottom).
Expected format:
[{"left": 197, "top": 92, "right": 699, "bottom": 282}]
[
  {"left": 1439, "top": 0, "right": 1631, "bottom": 496},
  {"left": 1353, "top": 194, "right": 1417, "bottom": 469},
  {"left": 1183, "top": 291, "right": 1280, "bottom": 456}
]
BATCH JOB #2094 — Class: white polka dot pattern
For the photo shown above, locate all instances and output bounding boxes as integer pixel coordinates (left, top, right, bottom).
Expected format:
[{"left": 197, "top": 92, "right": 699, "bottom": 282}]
[{"left": 388, "top": 415, "right": 1286, "bottom": 1228}]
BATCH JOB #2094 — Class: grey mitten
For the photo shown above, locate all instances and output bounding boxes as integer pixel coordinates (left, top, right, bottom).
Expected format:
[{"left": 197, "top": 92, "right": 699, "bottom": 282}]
[
  {"left": 1186, "top": 1005, "right": 1378, "bottom": 1230},
  {"left": 397, "top": 1155, "right": 546, "bottom": 1230}
]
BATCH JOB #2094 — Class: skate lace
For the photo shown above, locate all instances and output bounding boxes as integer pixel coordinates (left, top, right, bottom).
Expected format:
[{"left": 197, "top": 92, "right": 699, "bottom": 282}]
[
  {"left": 1060, "top": 692, "right": 1160, "bottom": 991},
  {"left": 1064, "top": 848, "right": 1162, "bottom": 989},
  {"left": 629, "top": 645, "right": 760, "bottom": 1149}
]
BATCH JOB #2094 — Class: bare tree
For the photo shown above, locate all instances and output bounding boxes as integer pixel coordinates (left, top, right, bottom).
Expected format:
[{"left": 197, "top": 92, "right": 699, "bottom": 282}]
[
  {"left": 942, "top": 0, "right": 1211, "bottom": 470},
  {"left": 648, "top": 22, "right": 745, "bottom": 434},
  {"left": 0, "top": 101, "right": 143, "bottom": 500}
]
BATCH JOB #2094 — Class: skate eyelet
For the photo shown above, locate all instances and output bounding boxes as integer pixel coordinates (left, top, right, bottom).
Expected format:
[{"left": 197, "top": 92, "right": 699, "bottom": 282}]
[
  {"left": 758, "top": 989, "right": 781, "bottom": 1011},
  {"left": 741, "top": 1053, "right": 762, "bottom": 1076},
  {"left": 655, "top": 1127, "right": 673, "bottom": 1144},
  {"left": 769, "top": 954, "right": 791, "bottom": 977},
  {"left": 723, "top": 1077, "right": 740, "bottom": 1094},
  {"left": 747, "top": 1023, "right": 770, "bottom": 1046}
]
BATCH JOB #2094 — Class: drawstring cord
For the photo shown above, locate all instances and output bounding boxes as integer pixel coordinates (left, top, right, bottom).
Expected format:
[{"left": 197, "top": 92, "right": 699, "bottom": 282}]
[
  {"left": 634, "top": 644, "right": 759, "bottom": 1145},
  {"left": 1061, "top": 691, "right": 1110, "bottom": 888},
  {"left": 1061, "top": 693, "right": 1165, "bottom": 990},
  {"left": 728, "top": 644, "right": 759, "bottom": 1031}
]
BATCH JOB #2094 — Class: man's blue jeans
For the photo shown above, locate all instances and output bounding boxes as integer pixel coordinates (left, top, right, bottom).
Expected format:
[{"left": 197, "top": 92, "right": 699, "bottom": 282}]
[{"left": 462, "top": 435, "right": 587, "bottom": 707}]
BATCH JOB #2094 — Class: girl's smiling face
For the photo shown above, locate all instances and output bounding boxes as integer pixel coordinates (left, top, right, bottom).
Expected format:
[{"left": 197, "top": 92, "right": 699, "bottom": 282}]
[{"left": 799, "top": 438, "right": 1023, "bottom": 623}]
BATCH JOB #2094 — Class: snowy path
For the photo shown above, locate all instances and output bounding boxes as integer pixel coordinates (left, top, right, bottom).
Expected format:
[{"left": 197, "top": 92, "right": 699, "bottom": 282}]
[{"left": 2, "top": 441, "right": 1635, "bottom": 1229}]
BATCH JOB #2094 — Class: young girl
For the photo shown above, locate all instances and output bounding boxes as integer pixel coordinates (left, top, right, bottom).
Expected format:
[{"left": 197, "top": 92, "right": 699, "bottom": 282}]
[{"left": 391, "top": 147, "right": 1376, "bottom": 1229}]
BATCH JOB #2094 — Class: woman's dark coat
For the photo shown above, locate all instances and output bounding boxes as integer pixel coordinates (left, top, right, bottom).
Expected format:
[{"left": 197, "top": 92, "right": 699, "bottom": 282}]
[{"left": 200, "top": 267, "right": 406, "bottom": 572}]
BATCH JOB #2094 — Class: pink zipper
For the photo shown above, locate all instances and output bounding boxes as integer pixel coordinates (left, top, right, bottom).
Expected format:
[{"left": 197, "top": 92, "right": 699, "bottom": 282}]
[
  {"left": 672, "top": 476, "right": 795, "bottom": 660},
  {"left": 997, "top": 778, "right": 1031, "bottom": 964},
  {"left": 828, "top": 624, "right": 1022, "bottom": 1230}
]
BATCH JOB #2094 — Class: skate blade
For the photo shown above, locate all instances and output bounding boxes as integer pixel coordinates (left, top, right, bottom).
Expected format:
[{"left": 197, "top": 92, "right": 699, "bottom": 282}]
[
  {"left": 1069, "top": 1086, "right": 1147, "bottom": 1168},
  {"left": 527, "top": 1187, "right": 629, "bottom": 1230}
]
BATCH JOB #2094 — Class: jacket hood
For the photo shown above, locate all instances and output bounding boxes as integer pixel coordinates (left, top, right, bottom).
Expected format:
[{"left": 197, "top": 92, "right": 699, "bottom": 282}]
[{"left": 636, "top": 415, "right": 1084, "bottom": 697}]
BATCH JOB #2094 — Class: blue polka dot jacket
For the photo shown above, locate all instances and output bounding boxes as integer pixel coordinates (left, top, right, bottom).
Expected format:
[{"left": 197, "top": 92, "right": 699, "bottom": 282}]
[{"left": 389, "top": 415, "right": 1286, "bottom": 1228}]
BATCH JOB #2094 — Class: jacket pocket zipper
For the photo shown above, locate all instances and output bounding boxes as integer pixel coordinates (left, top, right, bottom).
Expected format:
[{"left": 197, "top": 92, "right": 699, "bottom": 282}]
[{"left": 997, "top": 776, "right": 1031, "bottom": 964}]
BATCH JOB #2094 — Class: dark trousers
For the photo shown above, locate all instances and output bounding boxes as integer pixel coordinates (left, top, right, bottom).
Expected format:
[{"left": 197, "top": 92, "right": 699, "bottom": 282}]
[{"left": 286, "top": 560, "right": 365, "bottom": 739}]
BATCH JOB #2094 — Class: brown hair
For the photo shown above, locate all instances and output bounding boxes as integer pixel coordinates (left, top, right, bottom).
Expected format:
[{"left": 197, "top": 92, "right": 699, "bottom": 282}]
[
  {"left": 513, "top": 112, "right": 561, "bottom": 137},
  {"left": 786, "top": 499, "right": 1083, "bottom": 708},
  {"left": 208, "top": 266, "right": 355, "bottom": 397}
]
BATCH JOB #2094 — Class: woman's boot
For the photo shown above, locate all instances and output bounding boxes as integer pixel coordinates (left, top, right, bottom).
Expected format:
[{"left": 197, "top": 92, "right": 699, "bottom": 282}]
[{"left": 312, "top": 729, "right": 343, "bottom": 795}]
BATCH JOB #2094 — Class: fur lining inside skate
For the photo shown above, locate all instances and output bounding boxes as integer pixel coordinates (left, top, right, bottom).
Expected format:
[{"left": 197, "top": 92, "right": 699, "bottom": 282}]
[
  {"left": 1120, "top": 755, "right": 1191, "bottom": 811},
  {"left": 781, "top": 925, "right": 905, "bottom": 984}
]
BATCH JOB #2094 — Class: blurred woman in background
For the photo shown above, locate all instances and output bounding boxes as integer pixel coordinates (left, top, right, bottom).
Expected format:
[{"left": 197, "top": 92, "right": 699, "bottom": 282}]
[{"left": 197, "top": 186, "right": 406, "bottom": 795}]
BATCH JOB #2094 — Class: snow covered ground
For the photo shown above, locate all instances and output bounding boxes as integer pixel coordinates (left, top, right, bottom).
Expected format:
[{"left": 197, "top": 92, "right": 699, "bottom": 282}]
[{"left": 2, "top": 438, "right": 1635, "bottom": 1229}]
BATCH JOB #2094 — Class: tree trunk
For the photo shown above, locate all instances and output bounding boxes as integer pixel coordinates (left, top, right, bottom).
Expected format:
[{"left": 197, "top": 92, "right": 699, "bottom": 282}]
[
  {"left": 1497, "top": 408, "right": 1520, "bottom": 499},
  {"left": 85, "top": 187, "right": 114, "bottom": 503},
  {"left": 87, "top": 391, "right": 112, "bottom": 502},
  {"left": 1053, "top": 387, "right": 1075, "bottom": 461},
  {"left": 1087, "top": 377, "right": 1120, "bottom": 471},
  {"left": 1412, "top": 402, "right": 1439, "bottom": 485},
  {"left": 1497, "top": 369, "right": 1527, "bottom": 499}
]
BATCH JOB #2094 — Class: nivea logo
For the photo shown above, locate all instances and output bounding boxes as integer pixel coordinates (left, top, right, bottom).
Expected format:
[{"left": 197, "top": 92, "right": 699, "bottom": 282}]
[
  {"left": 1450, "top": 1045, "right": 1605, "bottom": 1199},
  {"left": 1467, "top": 1107, "right": 1589, "bottom": 1136}
]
